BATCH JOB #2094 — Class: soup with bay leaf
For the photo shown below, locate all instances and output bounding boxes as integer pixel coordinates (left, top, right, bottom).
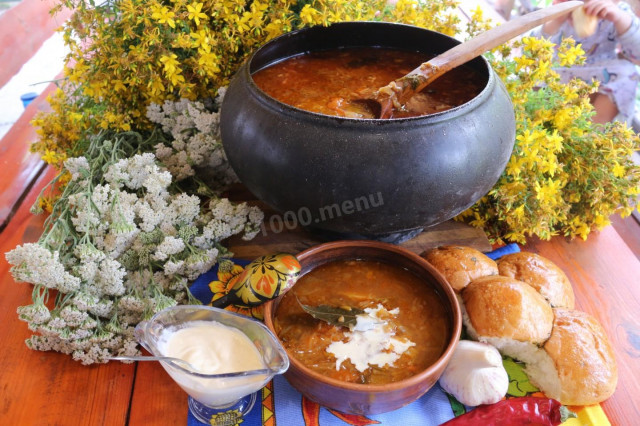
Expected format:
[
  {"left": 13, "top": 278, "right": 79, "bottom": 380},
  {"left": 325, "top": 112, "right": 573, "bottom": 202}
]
[
  {"left": 252, "top": 47, "right": 485, "bottom": 119},
  {"left": 273, "top": 259, "right": 450, "bottom": 385}
]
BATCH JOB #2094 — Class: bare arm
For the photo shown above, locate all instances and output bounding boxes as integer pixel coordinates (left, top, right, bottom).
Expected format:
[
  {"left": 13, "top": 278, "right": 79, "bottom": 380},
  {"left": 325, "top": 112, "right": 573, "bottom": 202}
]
[{"left": 541, "top": 0, "right": 572, "bottom": 35}]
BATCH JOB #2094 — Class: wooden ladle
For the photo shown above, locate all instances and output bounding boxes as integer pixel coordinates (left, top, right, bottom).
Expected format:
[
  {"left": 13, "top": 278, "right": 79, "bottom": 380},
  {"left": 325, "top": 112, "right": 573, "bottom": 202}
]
[{"left": 357, "top": 1, "right": 583, "bottom": 119}]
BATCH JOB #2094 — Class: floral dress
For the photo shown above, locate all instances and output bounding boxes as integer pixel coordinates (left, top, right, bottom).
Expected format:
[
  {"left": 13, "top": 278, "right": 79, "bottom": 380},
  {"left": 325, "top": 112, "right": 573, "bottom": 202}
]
[{"left": 535, "top": 2, "right": 640, "bottom": 124}]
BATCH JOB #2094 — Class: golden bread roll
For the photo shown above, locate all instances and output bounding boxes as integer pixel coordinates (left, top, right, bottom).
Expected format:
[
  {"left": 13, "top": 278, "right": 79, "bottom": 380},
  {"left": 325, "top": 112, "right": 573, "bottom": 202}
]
[
  {"left": 462, "top": 276, "right": 553, "bottom": 345},
  {"left": 572, "top": 6, "right": 598, "bottom": 38},
  {"left": 497, "top": 251, "right": 575, "bottom": 309},
  {"left": 421, "top": 245, "right": 497, "bottom": 292},
  {"left": 526, "top": 309, "right": 618, "bottom": 405}
]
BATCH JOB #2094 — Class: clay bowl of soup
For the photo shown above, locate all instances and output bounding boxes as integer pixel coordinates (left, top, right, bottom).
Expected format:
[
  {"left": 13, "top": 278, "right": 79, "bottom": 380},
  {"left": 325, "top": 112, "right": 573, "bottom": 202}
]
[
  {"left": 262, "top": 240, "right": 462, "bottom": 415},
  {"left": 220, "top": 22, "right": 516, "bottom": 241}
]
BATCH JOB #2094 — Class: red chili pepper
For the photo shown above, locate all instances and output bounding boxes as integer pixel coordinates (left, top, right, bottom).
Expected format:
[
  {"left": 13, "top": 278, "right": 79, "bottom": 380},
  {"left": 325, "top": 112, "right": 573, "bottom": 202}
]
[{"left": 440, "top": 397, "right": 576, "bottom": 426}]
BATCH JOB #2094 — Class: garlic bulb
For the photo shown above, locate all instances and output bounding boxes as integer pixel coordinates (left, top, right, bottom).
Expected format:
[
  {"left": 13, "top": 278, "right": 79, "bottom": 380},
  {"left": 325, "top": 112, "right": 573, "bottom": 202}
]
[{"left": 439, "top": 340, "right": 509, "bottom": 406}]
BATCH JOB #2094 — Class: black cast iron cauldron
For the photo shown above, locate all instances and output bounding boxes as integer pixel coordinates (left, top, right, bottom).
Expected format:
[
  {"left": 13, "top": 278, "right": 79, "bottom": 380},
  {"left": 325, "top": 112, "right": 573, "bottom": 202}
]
[{"left": 220, "top": 22, "right": 515, "bottom": 241}]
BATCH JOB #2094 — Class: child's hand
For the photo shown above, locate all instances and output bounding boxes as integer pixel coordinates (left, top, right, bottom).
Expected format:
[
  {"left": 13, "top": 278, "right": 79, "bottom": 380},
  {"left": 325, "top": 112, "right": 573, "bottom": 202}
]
[{"left": 583, "top": 0, "right": 633, "bottom": 34}]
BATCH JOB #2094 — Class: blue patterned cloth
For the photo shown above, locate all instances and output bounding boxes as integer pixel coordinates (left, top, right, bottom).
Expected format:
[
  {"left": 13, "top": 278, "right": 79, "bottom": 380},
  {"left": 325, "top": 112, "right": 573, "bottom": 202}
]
[
  {"left": 186, "top": 245, "right": 520, "bottom": 425},
  {"left": 187, "top": 375, "right": 456, "bottom": 426}
]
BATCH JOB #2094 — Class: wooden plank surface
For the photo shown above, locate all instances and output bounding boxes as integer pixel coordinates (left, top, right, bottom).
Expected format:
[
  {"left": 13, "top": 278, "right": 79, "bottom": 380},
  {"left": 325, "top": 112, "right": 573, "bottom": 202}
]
[
  {"left": 1, "top": 179, "right": 637, "bottom": 425},
  {"left": 225, "top": 184, "right": 492, "bottom": 260},
  {"left": 525, "top": 228, "right": 640, "bottom": 426},
  {"left": 611, "top": 213, "right": 640, "bottom": 261},
  {"left": 0, "top": 167, "right": 134, "bottom": 425},
  {"left": 128, "top": 360, "right": 188, "bottom": 425},
  {"left": 227, "top": 212, "right": 492, "bottom": 260},
  {"left": 0, "top": 82, "right": 58, "bottom": 230}
]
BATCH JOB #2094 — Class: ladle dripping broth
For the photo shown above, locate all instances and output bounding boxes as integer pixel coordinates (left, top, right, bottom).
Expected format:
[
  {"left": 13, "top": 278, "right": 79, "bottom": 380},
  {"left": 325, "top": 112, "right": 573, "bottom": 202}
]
[{"left": 252, "top": 47, "right": 485, "bottom": 119}]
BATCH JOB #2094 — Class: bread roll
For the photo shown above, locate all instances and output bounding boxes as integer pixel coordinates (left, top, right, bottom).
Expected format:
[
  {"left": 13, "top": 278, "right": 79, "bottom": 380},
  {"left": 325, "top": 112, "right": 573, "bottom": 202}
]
[
  {"left": 421, "top": 245, "right": 498, "bottom": 292},
  {"left": 462, "top": 276, "right": 554, "bottom": 345},
  {"left": 497, "top": 251, "right": 575, "bottom": 309},
  {"left": 525, "top": 309, "right": 618, "bottom": 405},
  {"left": 572, "top": 6, "right": 598, "bottom": 38}
]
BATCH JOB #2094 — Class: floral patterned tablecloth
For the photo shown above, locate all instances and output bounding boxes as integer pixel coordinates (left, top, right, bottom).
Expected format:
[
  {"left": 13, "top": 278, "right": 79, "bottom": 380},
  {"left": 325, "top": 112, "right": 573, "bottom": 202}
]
[{"left": 186, "top": 245, "right": 609, "bottom": 426}]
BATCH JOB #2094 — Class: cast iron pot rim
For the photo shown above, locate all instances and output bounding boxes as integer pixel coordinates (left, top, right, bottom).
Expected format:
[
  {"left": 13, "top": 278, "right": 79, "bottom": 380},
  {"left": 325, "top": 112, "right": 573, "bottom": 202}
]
[
  {"left": 244, "top": 21, "right": 497, "bottom": 125},
  {"left": 263, "top": 240, "right": 462, "bottom": 393}
]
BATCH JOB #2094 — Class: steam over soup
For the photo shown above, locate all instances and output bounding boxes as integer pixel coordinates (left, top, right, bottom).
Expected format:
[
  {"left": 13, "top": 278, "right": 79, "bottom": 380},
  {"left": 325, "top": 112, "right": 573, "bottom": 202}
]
[
  {"left": 252, "top": 47, "right": 485, "bottom": 119},
  {"left": 273, "top": 259, "right": 450, "bottom": 384}
]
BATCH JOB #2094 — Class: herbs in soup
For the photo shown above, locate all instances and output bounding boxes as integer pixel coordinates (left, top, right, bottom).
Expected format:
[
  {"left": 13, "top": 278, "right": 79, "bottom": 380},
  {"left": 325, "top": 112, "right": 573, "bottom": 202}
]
[
  {"left": 273, "top": 259, "right": 450, "bottom": 384},
  {"left": 252, "top": 47, "right": 485, "bottom": 118}
]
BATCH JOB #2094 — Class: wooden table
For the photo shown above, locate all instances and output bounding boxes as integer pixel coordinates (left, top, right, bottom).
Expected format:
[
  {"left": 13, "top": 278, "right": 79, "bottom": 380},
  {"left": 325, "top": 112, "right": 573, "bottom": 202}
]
[
  {"left": 1, "top": 152, "right": 639, "bottom": 425},
  {"left": 1, "top": 3, "right": 638, "bottom": 425}
]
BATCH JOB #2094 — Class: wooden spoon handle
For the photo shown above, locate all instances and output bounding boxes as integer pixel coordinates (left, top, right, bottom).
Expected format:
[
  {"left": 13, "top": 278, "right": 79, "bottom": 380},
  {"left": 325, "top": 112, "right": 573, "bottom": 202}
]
[
  {"left": 426, "top": 1, "right": 582, "bottom": 77},
  {"left": 377, "top": 0, "right": 583, "bottom": 117}
]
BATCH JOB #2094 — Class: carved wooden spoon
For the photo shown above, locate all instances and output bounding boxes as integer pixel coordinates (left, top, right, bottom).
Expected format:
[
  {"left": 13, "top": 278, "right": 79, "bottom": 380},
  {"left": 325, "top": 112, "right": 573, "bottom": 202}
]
[
  {"left": 209, "top": 253, "right": 300, "bottom": 309},
  {"left": 355, "top": 1, "right": 583, "bottom": 119}
]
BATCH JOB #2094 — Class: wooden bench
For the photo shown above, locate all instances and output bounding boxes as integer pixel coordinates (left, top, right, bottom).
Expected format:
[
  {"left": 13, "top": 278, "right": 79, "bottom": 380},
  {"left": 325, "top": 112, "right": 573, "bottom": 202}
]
[{"left": 0, "top": 0, "right": 70, "bottom": 231}]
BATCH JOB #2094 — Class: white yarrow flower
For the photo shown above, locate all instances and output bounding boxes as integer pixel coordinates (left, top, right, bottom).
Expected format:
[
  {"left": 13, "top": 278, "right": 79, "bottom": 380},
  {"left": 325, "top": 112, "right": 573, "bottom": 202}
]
[
  {"left": 152, "top": 236, "right": 185, "bottom": 261},
  {"left": 64, "top": 157, "right": 90, "bottom": 182},
  {"left": 11, "top": 93, "right": 266, "bottom": 364},
  {"left": 6, "top": 243, "right": 80, "bottom": 291},
  {"left": 95, "top": 258, "right": 127, "bottom": 296}
]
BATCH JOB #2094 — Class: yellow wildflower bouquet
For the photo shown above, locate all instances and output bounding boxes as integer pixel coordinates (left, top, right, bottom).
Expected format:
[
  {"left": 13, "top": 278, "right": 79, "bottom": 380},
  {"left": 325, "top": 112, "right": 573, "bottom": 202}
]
[
  {"left": 34, "top": 0, "right": 458, "bottom": 168},
  {"left": 456, "top": 10, "right": 639, "bottom": 242},
  {"left": 33, "top": 1, "right": 640, "bottom": 243}
]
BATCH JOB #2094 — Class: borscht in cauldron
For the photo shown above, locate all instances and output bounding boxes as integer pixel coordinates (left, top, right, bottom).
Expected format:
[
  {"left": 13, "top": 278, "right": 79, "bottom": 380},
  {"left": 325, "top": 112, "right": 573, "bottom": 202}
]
[
  {"left": 252, "top": 47, "right": 484, "bottom": 119},
  {"left": 220, "top": 22, "right": 516, "bottom": 238}
]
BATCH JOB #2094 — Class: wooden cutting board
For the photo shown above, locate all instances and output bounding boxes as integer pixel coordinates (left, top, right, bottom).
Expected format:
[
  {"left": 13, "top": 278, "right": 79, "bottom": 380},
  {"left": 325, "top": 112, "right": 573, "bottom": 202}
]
[{"left": 224, "top": 185, "right": 491, "bottom": 259}]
